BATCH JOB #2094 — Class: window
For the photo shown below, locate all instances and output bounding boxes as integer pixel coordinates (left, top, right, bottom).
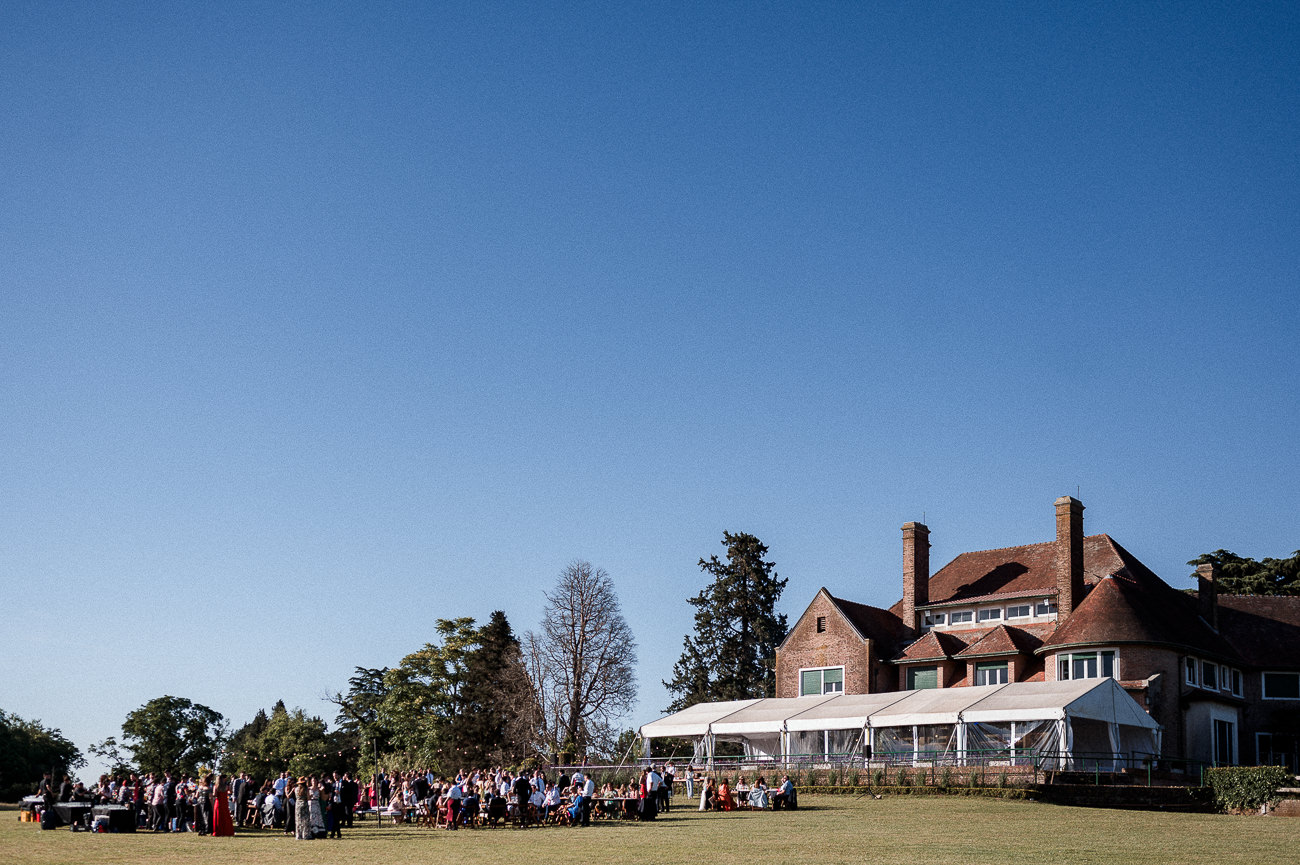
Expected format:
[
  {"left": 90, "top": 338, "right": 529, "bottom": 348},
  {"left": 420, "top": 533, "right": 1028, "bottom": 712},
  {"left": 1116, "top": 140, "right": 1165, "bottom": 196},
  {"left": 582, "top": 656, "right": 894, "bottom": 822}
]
[
  {"left": 1057, "top": 650, "right": 1117, "bottom": 681},
  {"left": 922, "top": 611, "right": 946, "bottom": 629},
  {"left": 1036, "top": 599, "right": 1057, "bottom": 616},
  {"left": 1185, "top": 657, "right": 1198, "bottom": 686},
  {"left": 907, "top": 666, "right": 939, "bottom": 690},
  {"left": 1203, "top": 661, "right": 1218, "bottom": 691},
  {"left": 815, "top": 616, "right": 827, "bottom": 633},
  {"left": 974, "top": 661, "right": 1008, "bottom": 686},
  {"left": 1213, "top": 718, "right": 1236, "bottom": 766},
  {"left": 1231, "top": 669, "right": 1243, "bottom": 697},
  {"left": 800, "top": 667, "right": 844, "bottom": 696},
  {"left": 948, "top": 610, "right": 974, "bottom": 624},
  {"left": 1263, "top": 672, "right": 1300, "bottom": 700},
  {"left": 1006, "top": 604, "right": 1031, "bottom": 619},
  {"left": 977, "top": 608, "right": 1002, "bottom": 622}
]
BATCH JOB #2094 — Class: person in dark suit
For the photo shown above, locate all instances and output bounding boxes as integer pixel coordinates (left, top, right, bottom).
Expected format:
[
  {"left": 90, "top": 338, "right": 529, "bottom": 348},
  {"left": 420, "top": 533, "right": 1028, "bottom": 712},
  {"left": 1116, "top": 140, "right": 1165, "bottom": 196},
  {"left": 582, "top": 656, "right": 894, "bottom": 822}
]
[
  {"left": 340, "top": 773, "right": 358, "bottom": 827},
  {"left": 233, "top": 774, "right": 249, "bottom": 826}
]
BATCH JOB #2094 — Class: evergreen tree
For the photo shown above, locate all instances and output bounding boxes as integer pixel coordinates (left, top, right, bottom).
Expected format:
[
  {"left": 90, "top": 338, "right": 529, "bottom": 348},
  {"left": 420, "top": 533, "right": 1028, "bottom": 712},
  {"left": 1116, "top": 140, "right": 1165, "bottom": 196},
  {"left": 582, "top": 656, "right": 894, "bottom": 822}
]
[
  {"left": 460, "top": 611, "right": 534, "bottom": 767},
  {"left": 665, "top": 532, "right": 788, "bottom": 711},
  {"left": 1188, "top": 549, "right": 1300, "bottom": 596}
]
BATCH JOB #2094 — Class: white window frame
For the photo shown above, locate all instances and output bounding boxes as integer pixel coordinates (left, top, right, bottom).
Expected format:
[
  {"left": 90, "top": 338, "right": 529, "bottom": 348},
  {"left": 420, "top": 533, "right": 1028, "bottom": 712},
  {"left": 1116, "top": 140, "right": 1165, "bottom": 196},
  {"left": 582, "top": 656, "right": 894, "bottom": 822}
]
[
  {"left": 977, "top": 608, "right": 1002, "bottom": 622},
  {"left": 948, "top": 610, "right": 974, "bottom": 624},
  {"left": 974, "top": 661, "right": 1009, "bottom": 686},
  {"left": 1185, "top": 657, "right": 1199, "bottom": 687},
  {"left": 1202, "top": 661, "right": 1219, "bottom": 691},
  {"left": 1035, "top": 599, "right": 1057, "bottom": 616},
  {"left": 799, "top": 665, "right": 845, "bottom": 697},
  {"left": 1006, "top": 604, "right": 1031, "bottom": 619},
  {"left": 1262, "top": 671, "right": 1300, "bottom": 701},
  {"left": 1056, "top": 649, "right": 1118, "bottom": 681},
  {"left": 1230, "top": 668, "right": 1243, "bottom": 698},
  {"left": 922, "top": 611, "right": 946, "bottom": 629}
]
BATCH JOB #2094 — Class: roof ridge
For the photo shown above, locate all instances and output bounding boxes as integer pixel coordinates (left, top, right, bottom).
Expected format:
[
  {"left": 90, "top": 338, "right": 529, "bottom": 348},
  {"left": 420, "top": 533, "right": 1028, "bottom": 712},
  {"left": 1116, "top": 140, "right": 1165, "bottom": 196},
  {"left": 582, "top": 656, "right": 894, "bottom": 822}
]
[{"left": 942, "top": 533, "right": 1112, "bottom": 559}]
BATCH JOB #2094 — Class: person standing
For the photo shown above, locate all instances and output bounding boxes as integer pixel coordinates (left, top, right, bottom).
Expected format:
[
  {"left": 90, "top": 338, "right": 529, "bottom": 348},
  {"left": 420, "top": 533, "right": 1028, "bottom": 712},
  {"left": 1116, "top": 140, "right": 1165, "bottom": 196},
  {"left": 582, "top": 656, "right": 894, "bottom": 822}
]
[
  {"left": 210, "top": 774, "right": 235, "bottom": 836},
  {"left": 232, "top": 773, "right": 248, "bottom": 827},
  {"left": 294, "top": 777, "right": 312, "bottom": 840},
  {"left": 340, "top": 773, "right": 358, "bottom": 827},
  {"left": 445, "top": 777, "right": 464, "bottom": 830}
]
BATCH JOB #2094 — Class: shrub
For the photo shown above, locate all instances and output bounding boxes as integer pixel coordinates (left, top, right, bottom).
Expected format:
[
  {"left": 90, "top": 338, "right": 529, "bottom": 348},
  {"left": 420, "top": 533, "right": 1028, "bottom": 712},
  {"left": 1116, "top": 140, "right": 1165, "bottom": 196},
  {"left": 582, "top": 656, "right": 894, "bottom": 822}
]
[
  {"left": 871, "top": 768, "right": 885, "bottom": 787},
  {"left": 896, "top": 768, "right": 912, "bottom": 787},
  {"left": 938, "top": 766, "right": 954, "bottom": 788},
  {"left": 847, "top": 768, "right": 861, "bottom": 787},
  {"left": 1205, "top": 766, "right": 1292, "bottom": 812}
]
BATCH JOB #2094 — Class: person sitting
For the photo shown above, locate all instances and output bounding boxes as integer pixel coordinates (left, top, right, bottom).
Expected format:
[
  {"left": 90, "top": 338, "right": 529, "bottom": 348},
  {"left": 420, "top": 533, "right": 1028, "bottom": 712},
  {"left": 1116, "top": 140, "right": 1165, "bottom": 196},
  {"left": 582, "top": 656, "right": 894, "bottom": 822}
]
[
  {"left": 485, "top": 795, "right": 508, "bottom": 826},
  {"left": 460, "top": 787, "right": 481, "bottom": 827},
  {"left": 772, "top": 775, "right": 796, "bottom": 811},
  {"left": 700, "top": 777, "right": 717, "bottom": 811},
  {"left": 748, "top": 777, "right": 770, "bottom": 810},
  {"left": 717, "top": 779, "right": 735, "bottom": 812}
]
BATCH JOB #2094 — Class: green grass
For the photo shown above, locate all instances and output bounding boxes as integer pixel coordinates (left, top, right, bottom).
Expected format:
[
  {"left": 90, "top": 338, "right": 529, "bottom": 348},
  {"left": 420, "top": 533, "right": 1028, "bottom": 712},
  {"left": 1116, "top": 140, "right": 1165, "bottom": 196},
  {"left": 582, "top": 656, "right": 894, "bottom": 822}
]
[{"left": 2, "top": 795, "right": 1295, "bottom": 865}]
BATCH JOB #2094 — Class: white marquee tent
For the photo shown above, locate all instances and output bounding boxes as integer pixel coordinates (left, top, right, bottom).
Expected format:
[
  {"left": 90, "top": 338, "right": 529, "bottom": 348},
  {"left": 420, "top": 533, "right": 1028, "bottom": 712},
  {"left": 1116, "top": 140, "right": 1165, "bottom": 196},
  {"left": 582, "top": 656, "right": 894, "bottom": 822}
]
[{"left": 639, "top": 679, "right": 1160, "bottom": 768}]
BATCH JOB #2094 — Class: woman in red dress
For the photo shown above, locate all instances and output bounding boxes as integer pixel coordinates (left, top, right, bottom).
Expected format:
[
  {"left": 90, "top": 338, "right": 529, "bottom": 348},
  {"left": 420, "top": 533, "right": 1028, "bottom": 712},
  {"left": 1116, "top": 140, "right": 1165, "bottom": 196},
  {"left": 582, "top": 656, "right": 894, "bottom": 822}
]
[{"left": 211, "top": 774, "right": 236, "bottom": 836}]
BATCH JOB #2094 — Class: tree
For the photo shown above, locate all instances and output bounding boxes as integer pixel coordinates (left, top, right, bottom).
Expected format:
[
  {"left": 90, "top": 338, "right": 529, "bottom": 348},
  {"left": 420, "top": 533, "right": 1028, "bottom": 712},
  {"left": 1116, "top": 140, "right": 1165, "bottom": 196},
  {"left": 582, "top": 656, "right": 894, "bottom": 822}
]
[
  {"left": 665, "top": 531, "right": 788, "bottom": 711},
  {"left": 87, "top": 736, "right": 135, "bottom": 776},
  {"left": 120, "top": 696, "right": 227, "bottom": 777},
  {"left": 1189, "top": 549, "right": 1300, "bottom": 596},
  {"left": 222, "top": 702, "right": 350, "bottom": 778},
  {"left": 328, "top": 666, "right": 392, "bottom": 772},
  {"left": 0, "top": 710, "right": 84, "bottom": 800},
  {"left": 378, "top": 617, "right": 482, "bottom": 770},
  {"left": 525, "top": 561, "right": 638, "bottom": 761},
  {"left": 460, "top": 611, "right": 536, "bottom": 767}
]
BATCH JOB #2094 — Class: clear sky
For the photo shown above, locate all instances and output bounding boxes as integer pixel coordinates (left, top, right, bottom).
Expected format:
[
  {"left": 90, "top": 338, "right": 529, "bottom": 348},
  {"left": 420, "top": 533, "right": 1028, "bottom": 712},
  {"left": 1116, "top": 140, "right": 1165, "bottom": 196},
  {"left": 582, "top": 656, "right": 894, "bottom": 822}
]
[{"left": 2, "top": 2, "right": 1297, "bottom": 780}]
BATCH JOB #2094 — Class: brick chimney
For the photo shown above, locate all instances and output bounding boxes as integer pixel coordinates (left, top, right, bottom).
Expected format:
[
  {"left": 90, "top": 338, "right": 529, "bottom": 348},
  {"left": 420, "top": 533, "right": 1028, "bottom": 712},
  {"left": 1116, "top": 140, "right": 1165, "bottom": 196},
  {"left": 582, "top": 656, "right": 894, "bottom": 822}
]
[
  {"left": 1054, "top": 496, "right": 1084, "bottom": 619},
  {"left": 902, "top": 521, "right": 930, "bottom": 635},
  {"left": 1196, "top": 562, "right": 1219, "bottom": 630}
]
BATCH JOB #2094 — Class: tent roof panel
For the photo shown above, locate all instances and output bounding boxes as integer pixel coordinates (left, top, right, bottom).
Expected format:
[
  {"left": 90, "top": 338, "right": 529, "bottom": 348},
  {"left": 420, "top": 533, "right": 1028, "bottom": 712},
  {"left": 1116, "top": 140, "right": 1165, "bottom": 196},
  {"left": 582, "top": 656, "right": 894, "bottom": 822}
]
[
  {"left": 710, "top": 695, "right": 839, "bottom": 735},
  {"left": 639, "top": 699, "right": 760, "bottom": 739},
  {"left": 869, "top": 684, "right": 1008, "bottom": 727},
  {"left": 784, "top": 693, "right": 912, "bottom": 731}
]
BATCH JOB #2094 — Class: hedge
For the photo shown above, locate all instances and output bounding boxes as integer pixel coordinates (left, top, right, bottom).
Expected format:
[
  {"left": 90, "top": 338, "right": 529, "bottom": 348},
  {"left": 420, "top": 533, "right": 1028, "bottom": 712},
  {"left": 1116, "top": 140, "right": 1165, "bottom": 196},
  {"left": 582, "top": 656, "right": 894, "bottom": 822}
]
[
  {"left": 1204, "top": 766, "right": 1292, "bottom": 812},
  {"left": 797, "top": 785, "right": 1032, "bottom": 800}
]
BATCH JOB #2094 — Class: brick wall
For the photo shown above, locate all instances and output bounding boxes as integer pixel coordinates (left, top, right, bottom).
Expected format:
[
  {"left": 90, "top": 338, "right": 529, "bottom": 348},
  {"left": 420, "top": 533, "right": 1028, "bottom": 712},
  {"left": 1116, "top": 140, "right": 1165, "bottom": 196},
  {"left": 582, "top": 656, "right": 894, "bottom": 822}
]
[{"left": 776, "top": 592, "right": 873, "bottom": 697}]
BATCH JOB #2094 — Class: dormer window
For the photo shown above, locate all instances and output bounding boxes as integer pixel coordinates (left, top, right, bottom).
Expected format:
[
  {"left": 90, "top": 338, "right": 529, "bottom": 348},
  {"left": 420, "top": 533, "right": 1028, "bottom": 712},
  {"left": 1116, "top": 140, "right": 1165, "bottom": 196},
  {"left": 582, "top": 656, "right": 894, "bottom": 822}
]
[
  {"left": 1006, "top": 604, "right": 1031, "bottom": 619},
  {"left": 1036, "top": 599, "right": 1057, "bottom": 616},
  {"left": 977, "top": 608, "right": 1002, "bottom": 622},
  {"left": 948, "top": 610, "right": 974, "bottom": 624}
]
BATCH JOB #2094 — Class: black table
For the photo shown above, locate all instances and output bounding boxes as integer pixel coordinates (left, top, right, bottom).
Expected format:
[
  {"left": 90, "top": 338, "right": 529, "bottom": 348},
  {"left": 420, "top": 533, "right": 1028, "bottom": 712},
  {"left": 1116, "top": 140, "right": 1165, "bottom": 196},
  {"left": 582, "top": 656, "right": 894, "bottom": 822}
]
[
  {"left": 93, "top": 805, "right": 137, "bottom": 832},
  {"left": 53, "top": 802, "right": 92, "bottom": 827}
]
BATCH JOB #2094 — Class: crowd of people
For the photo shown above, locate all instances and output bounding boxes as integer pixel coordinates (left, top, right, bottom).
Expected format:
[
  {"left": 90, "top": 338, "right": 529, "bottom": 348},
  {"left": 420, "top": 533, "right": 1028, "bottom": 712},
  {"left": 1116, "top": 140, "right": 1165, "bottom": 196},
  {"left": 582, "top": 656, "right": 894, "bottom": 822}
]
[{"left": 31, "top": 759, "right": 793, "bottom": 836}]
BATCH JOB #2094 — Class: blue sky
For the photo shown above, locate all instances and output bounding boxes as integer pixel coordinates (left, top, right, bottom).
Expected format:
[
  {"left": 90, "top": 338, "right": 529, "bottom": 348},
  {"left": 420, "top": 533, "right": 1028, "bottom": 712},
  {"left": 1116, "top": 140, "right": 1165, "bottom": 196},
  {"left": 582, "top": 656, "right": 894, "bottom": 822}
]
[{"left": 2, "top": 2, "right": 1297, "bottom": 779}]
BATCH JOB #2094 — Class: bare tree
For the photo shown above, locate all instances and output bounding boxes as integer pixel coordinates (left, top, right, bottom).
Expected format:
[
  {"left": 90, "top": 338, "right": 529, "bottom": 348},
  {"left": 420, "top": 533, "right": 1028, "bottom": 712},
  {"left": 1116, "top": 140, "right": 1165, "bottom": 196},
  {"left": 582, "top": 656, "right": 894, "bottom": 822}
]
[{"left": 525, "top": 560, "right": 638, "bottom": 761}]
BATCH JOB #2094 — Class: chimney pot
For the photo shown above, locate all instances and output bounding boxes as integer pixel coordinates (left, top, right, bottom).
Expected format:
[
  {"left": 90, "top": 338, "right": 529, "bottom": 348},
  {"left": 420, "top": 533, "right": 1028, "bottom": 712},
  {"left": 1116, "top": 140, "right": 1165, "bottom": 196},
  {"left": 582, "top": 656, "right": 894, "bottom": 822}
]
[
  {"left": 1197, "top": 562, "right": 1219, "bottom": 631},
  {"left": 902, "top": 522, "right": 931, "bottom": 636},
  {"left": 1054, "top": 497, "right": 1084, "bottom": 619}
]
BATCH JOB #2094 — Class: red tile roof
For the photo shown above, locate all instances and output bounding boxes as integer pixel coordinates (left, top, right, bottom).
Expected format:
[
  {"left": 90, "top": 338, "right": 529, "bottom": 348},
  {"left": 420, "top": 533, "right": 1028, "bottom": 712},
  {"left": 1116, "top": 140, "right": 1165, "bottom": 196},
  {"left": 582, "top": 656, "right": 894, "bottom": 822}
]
[
  {"left": 887, "top": 534, "right": 1133, "bottom": 615},
  {"left": 1039, "top": 574, "right": 1240, "bottom": 661},
  {"left": 895, "top": 629, "right": 972, "bottom": 662},
  {"left": 1218, "top": 595, "right": 1300, "bottom": 670},
  {"left": 828, "top": 593, "right": 909, "bottom": 646},
  {"left": 954, "top": 624, "right": 1050, "bottom": 658}
]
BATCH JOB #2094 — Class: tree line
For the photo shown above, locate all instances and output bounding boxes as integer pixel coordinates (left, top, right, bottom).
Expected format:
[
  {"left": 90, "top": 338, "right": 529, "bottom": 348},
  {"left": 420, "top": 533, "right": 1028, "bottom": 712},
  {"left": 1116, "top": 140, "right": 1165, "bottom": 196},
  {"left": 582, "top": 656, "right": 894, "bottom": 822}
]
[{"left": 16, "top": 534, "right": 1278, "bottom": 793}]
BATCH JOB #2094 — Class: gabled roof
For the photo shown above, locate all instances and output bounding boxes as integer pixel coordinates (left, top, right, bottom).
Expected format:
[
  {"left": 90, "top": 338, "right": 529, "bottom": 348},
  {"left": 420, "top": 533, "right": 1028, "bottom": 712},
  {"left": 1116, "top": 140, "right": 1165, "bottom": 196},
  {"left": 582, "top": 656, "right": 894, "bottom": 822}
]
[
  {"left": 828, "top": 593, "right": 909, "bottom": 647},
  {"left": 1039, "top": 574, "right": 1240, "bottom": 661},
  {"left": 778, "top": 588, "right": 908, "bottom": 653},
  {"left": 895, "top": 629, "right": 972, "bottom": 662},
  {"left": 955, "top": 624, "right": 1048, "bottom": 658},
  {"left": 887, "top": 534, "right": 1134, "bottom": 614},
  {"left": 1218, "top": 595, "right": 1300, "bottom": 670}
]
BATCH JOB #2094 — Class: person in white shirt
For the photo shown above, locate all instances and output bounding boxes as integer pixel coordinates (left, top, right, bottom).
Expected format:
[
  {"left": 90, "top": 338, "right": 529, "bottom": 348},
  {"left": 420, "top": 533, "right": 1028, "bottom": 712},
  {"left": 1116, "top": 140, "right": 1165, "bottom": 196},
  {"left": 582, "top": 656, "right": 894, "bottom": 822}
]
[
  {"left": 445, "top": 780, "right": 463, "bottom": 830},
  {"left": 581, "top": 775, "right": 596, "bottom": 826}
]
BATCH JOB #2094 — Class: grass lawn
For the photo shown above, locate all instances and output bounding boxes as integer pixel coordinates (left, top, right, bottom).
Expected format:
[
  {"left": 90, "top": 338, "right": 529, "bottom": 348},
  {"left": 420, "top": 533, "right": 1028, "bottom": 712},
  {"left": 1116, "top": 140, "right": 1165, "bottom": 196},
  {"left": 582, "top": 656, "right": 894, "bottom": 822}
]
[{"left": 2, "top": 795, "right": 1294, "bottom": 865}]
